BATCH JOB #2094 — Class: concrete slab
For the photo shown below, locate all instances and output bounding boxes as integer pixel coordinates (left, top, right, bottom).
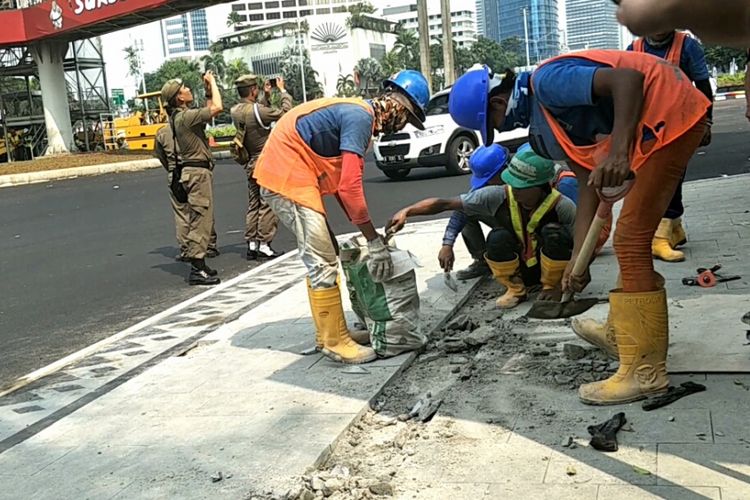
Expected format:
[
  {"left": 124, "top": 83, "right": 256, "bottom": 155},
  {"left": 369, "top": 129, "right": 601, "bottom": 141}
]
[
  {"left": 597, "top": 485, "right": 721, "bottom": 500},
  {"left": 544, "top": 444, "right": 658, "bottom": 485}
]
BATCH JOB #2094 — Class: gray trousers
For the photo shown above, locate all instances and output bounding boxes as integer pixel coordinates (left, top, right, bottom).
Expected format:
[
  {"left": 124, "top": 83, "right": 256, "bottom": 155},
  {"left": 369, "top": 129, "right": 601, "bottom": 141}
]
[{"left": 262, "top": 188, "right": 338, "bottom": 289}]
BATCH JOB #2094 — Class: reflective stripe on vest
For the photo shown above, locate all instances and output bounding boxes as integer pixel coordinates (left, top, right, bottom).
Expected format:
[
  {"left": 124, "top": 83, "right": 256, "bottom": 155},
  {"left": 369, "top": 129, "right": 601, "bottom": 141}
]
[
  {"left": 531, "top": 50, "right": 710, "bottom": 172},
  {"left": 632, "top": 32, "right": 687, "bottom": 66},
  {"left": 507, "top": 186, "right": 561, "bottom": 267},
  {"left": 253, "top": 97, "right": 374, "bottom": 214}
]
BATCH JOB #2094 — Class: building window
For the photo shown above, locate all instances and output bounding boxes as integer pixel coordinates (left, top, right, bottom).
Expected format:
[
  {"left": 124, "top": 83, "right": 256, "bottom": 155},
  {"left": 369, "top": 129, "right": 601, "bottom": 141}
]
[
  {"left": 267, "top": 12, "right": 281, "bottom": 19},
  {"left": 332, "top": 6, "right": 346, "bottom": 12},
  {"left": 315, "top": 8, "right": 330, "bottom": 14},
  {"left": 231, "top": 4, "right": 245, "bottom": 11},
  {"left": 370, "top": 43, "right": 385, "bottom": 61},
  {"left": 248, "top": 2, "right": 262, "bottom": 9},
  {"left": 265, "top": 1, "right": 279, "bottom": 8},
  {"left": 249, "top": 13, "right": 263, "bottom": 21},
  {"left": 283, "top": 11, "right": 297, "bottom": 18},
  {"left": 299, "top": 9, "right": 312, "bottom": 16},
  {"left": 281, "top": 0, "right": 295, "bottom": 6}
]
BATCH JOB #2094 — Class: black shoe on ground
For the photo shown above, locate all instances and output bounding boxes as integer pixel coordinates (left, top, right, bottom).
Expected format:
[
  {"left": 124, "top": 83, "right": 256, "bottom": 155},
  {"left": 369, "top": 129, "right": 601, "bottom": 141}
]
[
  {"left": 456, "top": 259, "right": 491, "bottom": 280},
  {"left": 257, "top": 242, "right": 283, "bottom": 260},
  {"left": 189, "top": 267, "right": 221, "bottom": 286},
  {"left": 246, "top": 242, "right": 258, "bottom": 261},
  {"left": 189, "top": 258, "right": 218, "bottom": 277},
  {"left": 175, "top": 254, "right": 190, "bottom": 262},
  {"left": 206, "top": 248, "right": 220, "bottom": 258}
]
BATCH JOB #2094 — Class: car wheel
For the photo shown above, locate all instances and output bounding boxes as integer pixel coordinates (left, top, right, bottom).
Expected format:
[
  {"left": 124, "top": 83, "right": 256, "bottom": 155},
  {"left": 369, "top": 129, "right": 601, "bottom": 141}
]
[
  {"left": 384, "top": 168, "right": 411, "bottom": 180},
  {"left": 445, "top": 134, "right": 476, "bottom": 175}
]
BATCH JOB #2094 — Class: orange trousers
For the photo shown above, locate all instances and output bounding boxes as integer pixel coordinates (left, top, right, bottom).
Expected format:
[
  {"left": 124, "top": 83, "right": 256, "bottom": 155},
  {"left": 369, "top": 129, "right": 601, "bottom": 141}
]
[{"left": 615, "top": 120, "right": 707, "bottom": 292}]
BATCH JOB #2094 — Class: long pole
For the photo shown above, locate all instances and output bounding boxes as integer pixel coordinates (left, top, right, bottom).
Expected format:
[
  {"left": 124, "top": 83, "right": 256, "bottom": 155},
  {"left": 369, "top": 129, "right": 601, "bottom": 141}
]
[
  {"left": 136, "top": 39, "right": 149, "bottom": 120},
  {"left": 416, "top": 0, "right": 432, "bottom": 92},
  {"left": 297, "top": 19, "right": 307, "bottom": 102},
  {"left": 522, "top": 8, "right": 531, "bottom": 67},
  {"left": 440, "top": 0, "right": 455, "bottom": 86}
]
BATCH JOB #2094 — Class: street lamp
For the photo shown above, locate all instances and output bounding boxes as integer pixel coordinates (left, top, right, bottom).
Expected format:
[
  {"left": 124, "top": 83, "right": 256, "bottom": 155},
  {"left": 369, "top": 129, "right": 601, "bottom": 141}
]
[{"left": 522, "top": 7, "right": 531, "bottom": 67}]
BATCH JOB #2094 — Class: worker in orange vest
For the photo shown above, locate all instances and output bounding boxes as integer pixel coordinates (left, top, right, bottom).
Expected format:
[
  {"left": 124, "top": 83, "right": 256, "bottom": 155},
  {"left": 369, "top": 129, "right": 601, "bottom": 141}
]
[
  {"left": 449, "top": 51, "right": 710, "bottom": 405},
  {"left": 253, "top": 70, "right": 429, "bottom": 365},
  {"left": 628, "top": 30, "right": 714, "bottom": 262}
]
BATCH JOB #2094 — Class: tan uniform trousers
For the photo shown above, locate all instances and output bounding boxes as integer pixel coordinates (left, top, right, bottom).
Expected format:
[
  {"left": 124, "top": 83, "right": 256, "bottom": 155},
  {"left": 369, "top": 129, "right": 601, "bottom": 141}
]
[
  {"left": 180, "top": 166, "right": 216, "bottom": 259},
  {"left": 245, "top": 158, "right": 278, "bottom": 243},
  {"left": 168, "top": 170, "right": 217, "bottom": 258}
]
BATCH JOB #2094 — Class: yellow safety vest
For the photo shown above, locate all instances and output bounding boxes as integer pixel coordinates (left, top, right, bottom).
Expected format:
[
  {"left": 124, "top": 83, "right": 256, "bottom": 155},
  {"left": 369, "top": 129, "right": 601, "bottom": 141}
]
[{"left": 507, "top": 186, "right": 561, "bottom": 267}]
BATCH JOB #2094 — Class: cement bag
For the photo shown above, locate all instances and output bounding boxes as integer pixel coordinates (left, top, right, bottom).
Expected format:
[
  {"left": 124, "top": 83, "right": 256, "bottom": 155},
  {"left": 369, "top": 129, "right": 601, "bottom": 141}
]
[{"left": 340, "top": 236, "right": 425, "bottom": 357}]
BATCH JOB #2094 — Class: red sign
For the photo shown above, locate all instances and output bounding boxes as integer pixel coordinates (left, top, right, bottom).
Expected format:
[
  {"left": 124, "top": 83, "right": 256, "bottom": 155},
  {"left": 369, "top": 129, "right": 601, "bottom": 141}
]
[{"left": 0, "top": 0, "right": 171, "bottom": 46}]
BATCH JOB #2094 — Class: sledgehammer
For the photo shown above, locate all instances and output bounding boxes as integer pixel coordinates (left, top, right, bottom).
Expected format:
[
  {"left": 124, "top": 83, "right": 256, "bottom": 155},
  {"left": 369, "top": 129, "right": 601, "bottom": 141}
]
[{"left": 527, "top": 172, "right": 635, "bottom": 320}]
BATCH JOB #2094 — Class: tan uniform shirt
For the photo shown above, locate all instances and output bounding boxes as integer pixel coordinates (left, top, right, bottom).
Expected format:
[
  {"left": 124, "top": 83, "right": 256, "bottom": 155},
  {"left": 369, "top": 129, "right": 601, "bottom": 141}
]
[
  {"left": 230, "top": 91, "right": 293, "bottom": 159},
  {"left": 172, "top": 106, "right": 213, "bottom": 166},
  {"left": 154, "top": 124, "right": 177, "bottom": 172}
]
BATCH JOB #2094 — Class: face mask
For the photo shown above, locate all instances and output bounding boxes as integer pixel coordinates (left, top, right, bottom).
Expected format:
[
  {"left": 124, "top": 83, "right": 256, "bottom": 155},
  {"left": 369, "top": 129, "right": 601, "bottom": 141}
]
[
  {"left": 500, "top": 72, "right": 532, "bottom": 132},
  {"left": 372, "top": 94, "right": 409, "bottom": 136}
]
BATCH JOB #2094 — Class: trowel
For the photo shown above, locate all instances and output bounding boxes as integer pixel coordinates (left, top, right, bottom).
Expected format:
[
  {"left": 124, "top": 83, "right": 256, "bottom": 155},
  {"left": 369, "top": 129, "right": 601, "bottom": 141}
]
[
  {"left": 444, "top": 271, "right": 458, "bottom": 292},
  {"left": 527, "top": 173, "right": 635, "bottom": 320}
]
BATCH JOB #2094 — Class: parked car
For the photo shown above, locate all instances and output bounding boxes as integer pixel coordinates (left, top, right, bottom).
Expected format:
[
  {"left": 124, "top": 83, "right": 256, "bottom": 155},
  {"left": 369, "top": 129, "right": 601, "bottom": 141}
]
[{"left": 373, "top": 88, "right": 528, "bottom": 180}]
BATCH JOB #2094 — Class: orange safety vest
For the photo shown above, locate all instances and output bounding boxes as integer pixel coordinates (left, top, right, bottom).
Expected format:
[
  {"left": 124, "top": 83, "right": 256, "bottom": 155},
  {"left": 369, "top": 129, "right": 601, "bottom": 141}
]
[
  {"left": 632, "top": 31, "right": 687, "bottom": 66},
  {"left": 253, "top": 97, "right": 374, "bottom": 214},
  {"left": 532, "top": 50, "right": 710, "bottom": 172}
]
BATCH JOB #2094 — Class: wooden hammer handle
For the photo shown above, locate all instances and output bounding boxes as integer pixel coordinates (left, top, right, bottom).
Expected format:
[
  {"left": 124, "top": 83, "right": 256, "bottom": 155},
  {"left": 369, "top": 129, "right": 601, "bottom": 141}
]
[{"left": 561, "top": 207, "right": 609, "bottom": 302}]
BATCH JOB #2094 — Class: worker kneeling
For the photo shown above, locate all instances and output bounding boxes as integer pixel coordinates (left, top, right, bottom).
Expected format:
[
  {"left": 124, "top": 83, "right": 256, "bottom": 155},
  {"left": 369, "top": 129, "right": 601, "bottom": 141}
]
[
  {"left": 484, "top": 149, "right": 575, "bottom": 309},
  {"left": 253, "top": 70, "right": 429, "bottom": 365}
]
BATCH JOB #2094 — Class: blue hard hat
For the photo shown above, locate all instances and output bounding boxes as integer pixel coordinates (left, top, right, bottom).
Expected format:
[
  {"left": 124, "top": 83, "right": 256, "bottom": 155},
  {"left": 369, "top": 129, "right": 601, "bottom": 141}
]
[
  {"left": 384, "top": 70, "right": 430, "bottom": 122},
  {"left": 469, "top": 144, "right": 509, "bottom": 190},
  {"left": 449, "top": 65, "right": 508, "bottom": 147}
]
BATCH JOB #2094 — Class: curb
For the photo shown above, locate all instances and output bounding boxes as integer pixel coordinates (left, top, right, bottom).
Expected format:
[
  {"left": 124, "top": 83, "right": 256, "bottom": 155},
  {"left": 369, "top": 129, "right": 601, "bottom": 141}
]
[{"left": 0, "top": 150, "right": 232, "bottom": 189}]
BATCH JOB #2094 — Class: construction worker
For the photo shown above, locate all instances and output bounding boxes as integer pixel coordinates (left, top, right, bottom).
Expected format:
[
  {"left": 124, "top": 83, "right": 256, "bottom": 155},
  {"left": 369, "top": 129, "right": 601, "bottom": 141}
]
[
  {"left": 616, "top": 0, "right": 750, "bottom": 47},
  {"left": 160, "top": 70, "right": 223, "bottom": 286},
  {"left": 231, "top": 74, "right": 292, "bottom": 261},
  {"left": 253, "top": 70, "right": 429, "bottom": 364},
  {"left": 388, "top": 146, "right": 575, "bottom": 308},
  {"left": 154, "top": 123, "right": 219, "bottom": 263},
  {"left": 628, "top": 30, "right": 714, "bottom": 262},
  {"left": 448, "top": 50, "right": 710, "bottom": 405}
]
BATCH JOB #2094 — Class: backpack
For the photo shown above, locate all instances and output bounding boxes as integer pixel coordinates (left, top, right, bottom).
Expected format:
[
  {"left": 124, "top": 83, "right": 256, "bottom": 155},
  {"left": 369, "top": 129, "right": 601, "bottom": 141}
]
[{"left": 230, "top": 103, "right": 272, "bottom": 166}]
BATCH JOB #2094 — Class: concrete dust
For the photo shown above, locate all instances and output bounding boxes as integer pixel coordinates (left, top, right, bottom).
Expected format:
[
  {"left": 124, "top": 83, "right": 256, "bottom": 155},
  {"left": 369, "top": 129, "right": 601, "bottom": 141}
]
[{"left": 274, "top": 280, "right": 619, "bottom": 500}]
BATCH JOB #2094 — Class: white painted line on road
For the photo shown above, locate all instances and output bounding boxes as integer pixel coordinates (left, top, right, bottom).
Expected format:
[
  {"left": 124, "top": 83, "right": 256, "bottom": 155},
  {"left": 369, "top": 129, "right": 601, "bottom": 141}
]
[{"left": 0, "top": 249, "right": 299, "bottom": 399}]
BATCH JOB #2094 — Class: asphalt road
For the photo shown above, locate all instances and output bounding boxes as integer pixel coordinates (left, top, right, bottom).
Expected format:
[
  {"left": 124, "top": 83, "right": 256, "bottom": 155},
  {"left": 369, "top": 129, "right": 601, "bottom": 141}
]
[{"left": 1, "top": 100, "right": 749, "bottom": 387}]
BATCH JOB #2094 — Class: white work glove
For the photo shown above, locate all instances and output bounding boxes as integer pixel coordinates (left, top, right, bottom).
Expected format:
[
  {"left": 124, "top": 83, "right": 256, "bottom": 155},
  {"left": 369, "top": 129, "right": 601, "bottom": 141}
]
[{"left": 367, "top": 237, "right": 393, "bottom": 283}]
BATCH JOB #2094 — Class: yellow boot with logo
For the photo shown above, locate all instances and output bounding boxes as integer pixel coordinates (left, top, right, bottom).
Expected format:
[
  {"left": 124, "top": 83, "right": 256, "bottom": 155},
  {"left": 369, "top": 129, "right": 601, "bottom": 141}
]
[
  {"left": 307, "top": 278, "right": 369, "bottom": 349},
  {"left": 652, "top": 218, "right": 685, "bottom": 262},
  {"left": 485, "top": 256, "right": 527, "bottom": 309},
  {"left": 578, "top": 287, "right": 670, "bottom": 405},
  {"left": 308, "top": 281, "right": 377, "bottom": 364},
  {"left": 540, "top": 253, "right": 568, "bottom": 300},
  {"left": 671, "top": 217, "right": 687, "bottom": 248}
]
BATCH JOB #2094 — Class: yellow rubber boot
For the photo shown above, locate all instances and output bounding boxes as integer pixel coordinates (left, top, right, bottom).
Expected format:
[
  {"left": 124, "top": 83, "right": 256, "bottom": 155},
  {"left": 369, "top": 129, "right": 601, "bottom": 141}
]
[
  {"left": 652, "top": 218, "right": 685, "bottom": 262},
  {"left": 306, "top": 278, "right": 323, "bottom": 350},
  {"left": 540, "top": 253, "right": 568, "bottom": 295},
  {"left": 571, "top": 311, "right": 617, "bottom": 359},
  {"left": 485, "top": 256, "right": 527, "bottom": 309},
  {"left": 308, "top": 278, "right": 370, "bottom": 347},
  {"left": 671, "top": 217, "right": 687, "bottom": 248},
  {"left": 579, "top": 288, "right": 670, "bottom": 405},
  {"left": 308, "top": 282, "right": 377, "bottom": 364}
]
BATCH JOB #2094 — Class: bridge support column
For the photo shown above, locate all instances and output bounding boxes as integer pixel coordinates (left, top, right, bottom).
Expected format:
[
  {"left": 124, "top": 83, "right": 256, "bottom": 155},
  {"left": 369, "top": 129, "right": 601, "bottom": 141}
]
[{"left": 31, "top": 41, "right": 73, "bottom": 155}]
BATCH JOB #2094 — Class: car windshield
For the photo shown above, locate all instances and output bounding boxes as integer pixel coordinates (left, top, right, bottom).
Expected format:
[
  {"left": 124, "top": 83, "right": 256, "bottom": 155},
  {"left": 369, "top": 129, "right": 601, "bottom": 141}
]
[{"left": 425, "top": 94, "right": 449, "bottom": 116}]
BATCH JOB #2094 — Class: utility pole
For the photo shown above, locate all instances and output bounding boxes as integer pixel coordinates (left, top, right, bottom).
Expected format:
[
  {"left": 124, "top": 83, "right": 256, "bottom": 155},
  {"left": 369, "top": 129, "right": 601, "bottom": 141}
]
[
  {"left": 522, "top": 8, "right": 531, "bottom": 68},
  {"left": 416, "top": 0, "right": 432, "bottom": 93},
  {"left": 297, "top": 18, "right": 307, "bottom": 102},
  {"left": 440, "top": 0, "right": 455, "bottom": 86}
]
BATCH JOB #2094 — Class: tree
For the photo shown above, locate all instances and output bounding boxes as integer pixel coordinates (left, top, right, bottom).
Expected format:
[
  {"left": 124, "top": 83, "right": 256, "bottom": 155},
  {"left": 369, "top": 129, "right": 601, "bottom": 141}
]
[
  {"left": 354, "top": 57, "right": 383, "bottom": 97},
  {"left": 227, "top": 11, "right": 242, "bottom": 30},
  {"left": 704, "top": 45, "right": 746, "bottom": 73},
  {"left": 123, "top": 44, "right": 142, "bottom": 91},
  {"left": 346, "top": 2, "right": 377, "bottom": 29},
  {"left": 224, "top": 58, "right": 251, "bottom": 88},
  {"left": 144, "top": 59, "right": 202, "bottom": 99},
  {"left": 200, "top": 51, "right": 227, "bottom": 84},
  {"left": 336, "top": 73, "right": 357, "bottom": 97},
  {"left": 280, "top": 47, "right": 322, "bottom": 101},
  {"left": 393, "top": 29, "right": 419, "bottom": 68}
]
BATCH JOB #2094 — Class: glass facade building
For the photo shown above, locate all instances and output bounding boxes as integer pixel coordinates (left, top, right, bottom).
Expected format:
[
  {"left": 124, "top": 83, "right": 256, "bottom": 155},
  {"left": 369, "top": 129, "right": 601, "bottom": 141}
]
[
  {"left": 499, "top": 0, "right": 560, "bottom": 63},
  {"left": 162, "top": 9, "right": 211, "bottom": 57},
  {"left": 566, "top": 0, "right": 621, "bottom": 50}
]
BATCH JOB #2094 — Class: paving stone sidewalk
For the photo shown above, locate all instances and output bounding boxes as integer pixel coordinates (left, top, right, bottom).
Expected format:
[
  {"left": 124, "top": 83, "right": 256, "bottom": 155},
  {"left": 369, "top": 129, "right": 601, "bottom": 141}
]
[{"left": 0, "top": 219, "right": 480, "bottom": 499}]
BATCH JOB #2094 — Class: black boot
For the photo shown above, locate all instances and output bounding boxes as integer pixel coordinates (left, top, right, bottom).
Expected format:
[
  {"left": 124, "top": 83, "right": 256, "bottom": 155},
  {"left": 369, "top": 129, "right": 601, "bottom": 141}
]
[
  {"left": 206, "top": 247, "right": 220, "bottom": 258},
  {"left": 456, "top": 259, "right": 491, "bottom": 280},
  {"left": 189, "top": 258, "right": 220, "bottom": 285},
  {"left": 246, "top": 241, "right": 258, "bottom": 261}
]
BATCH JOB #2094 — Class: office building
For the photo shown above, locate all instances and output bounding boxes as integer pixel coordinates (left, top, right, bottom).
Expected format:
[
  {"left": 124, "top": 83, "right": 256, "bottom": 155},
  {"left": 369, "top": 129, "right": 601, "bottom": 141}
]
[
  {"left": 380, "top": 1, "right": 477, "bottom": 47},
  {"left": 160, "top": 9, "right": 211, "bottom": 58},
  {"left": 499, "top": 0, "right": 560, "bottom": 63},
  {"left": 476, "top": 0, "right": 501, "bottom": 42},
  {"left": 228, "top": 0, "right": 364, "bottom": 29},
  {"left": 566, "top": 0, "right": 622, "bottom": 50}
]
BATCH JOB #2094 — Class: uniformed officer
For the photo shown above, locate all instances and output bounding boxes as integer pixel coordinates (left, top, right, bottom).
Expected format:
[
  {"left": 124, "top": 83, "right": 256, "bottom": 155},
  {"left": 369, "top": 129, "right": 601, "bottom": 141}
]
[
  {"left": 231, "top": 74, "right": 293, "bottom": 260},
  {"left": 154, "top": 124, "right": 220, "bottom": 263},
  {"left": 160, "top": 70, "right": 223, "bottom": 285}
]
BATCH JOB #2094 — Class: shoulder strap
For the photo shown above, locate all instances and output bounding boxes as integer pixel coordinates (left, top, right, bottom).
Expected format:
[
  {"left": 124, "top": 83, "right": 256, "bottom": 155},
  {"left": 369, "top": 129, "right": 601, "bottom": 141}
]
[
  {"left": 169, "top": 110, "right": 181, "bottom": 169},
  {"left": 253, "top": 103, "right": 272, "bottom": 130}
]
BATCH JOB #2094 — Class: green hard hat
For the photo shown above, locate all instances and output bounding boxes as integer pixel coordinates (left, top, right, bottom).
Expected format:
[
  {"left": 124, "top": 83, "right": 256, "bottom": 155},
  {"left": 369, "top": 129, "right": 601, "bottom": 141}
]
[{"left": 501, "top": 148, "right": 556, "bottom": 189}]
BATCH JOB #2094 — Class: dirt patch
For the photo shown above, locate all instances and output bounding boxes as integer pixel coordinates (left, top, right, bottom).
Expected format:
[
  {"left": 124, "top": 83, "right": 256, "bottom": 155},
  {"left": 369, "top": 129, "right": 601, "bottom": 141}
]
[
  {"left": 270, "top": 279, "right": 622, "bottom": 500},
  {"left": 0, "top": 152, "right": 155, "bottom": 176}
]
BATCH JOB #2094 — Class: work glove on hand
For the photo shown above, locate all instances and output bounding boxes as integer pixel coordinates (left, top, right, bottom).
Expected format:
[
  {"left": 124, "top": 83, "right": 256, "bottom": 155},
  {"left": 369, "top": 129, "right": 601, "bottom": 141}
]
[{"left": 367, "top": 237, "right": 394, "bottom": 283}]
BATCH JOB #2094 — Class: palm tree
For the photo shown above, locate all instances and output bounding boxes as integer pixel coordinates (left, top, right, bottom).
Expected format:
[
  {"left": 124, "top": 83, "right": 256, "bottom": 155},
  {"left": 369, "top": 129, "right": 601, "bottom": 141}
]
[
  {"left": 224, "top": 58, "right": 251, "bottom": 88},
  {"left": 354, "top": 58, "right": 383, "bottom": 97},
  {"left": 227, "top": 11, "right": 242, "bottom": 30},
  {"left": 393, "top": 29, "right": 418, "bottom": 66},
  {"left": 336, "top": 74, "right": 356, "bottom": 97},
  {"left": 123, "top": 45, "right": 142, "bottom": 90},
  {"left": 200, "top": 52, "right": 227, "bottom": 83}
]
